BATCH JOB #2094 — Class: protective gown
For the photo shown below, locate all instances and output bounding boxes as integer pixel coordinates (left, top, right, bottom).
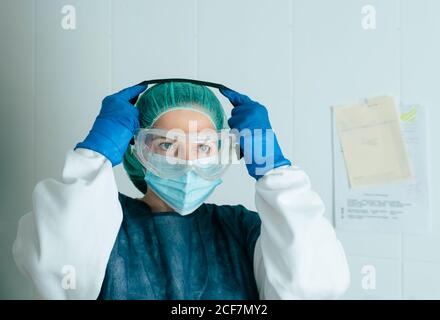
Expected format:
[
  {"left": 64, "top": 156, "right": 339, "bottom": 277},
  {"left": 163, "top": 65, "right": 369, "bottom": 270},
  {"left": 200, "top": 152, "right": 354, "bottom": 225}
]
[{"left": 12, "top": 148, "right": 350, "bottom": 299}]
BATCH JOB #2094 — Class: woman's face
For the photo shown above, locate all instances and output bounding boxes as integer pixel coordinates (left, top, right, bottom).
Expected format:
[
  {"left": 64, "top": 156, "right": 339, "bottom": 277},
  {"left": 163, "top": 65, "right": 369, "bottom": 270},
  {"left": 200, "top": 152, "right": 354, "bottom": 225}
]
[{"left": 150, "top": 109, "right": 217, "bottom": 161}]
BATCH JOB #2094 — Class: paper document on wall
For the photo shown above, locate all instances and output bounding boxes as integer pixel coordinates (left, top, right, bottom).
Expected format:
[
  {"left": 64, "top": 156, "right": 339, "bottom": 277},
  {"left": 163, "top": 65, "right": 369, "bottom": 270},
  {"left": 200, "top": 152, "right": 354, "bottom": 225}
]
[
  {"left": 334, "top": 96, "right": 413, "bottom": 188},
  {"left": 332, "top": 99, "right": 430, "bottom": 234}
]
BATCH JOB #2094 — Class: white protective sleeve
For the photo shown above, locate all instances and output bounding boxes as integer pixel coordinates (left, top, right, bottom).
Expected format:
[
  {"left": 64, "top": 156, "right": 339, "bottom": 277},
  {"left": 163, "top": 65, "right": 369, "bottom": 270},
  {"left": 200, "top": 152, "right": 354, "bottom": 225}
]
[
  {"left": 253, "top": 165, "right": 350, "bottom": 299},
  {"left": 12, "top": 148, "right": 122, "bottom": 299},
  {"left": 13, "top": 149, "right": 350, "bottom": 300}
]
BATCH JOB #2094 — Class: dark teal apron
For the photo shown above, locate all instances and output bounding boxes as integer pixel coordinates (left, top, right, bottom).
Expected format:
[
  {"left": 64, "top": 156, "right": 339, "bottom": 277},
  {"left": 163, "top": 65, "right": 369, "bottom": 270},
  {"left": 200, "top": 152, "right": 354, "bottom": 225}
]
[{"left": 97, "top": 193, "right": 261, "bottom": 300}]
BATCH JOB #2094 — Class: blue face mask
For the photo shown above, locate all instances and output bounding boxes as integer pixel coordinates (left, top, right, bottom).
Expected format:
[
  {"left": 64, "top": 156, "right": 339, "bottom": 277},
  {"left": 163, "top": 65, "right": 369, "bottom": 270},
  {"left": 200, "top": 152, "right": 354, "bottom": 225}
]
[{"left": 144, "top": 170, "right": 222, "bottom": 215}]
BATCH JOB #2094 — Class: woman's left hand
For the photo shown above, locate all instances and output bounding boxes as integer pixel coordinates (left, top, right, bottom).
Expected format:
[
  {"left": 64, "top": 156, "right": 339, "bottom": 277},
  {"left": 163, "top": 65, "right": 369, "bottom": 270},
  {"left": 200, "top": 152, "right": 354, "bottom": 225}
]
[{"left": 220, "top": 87, "right": 291, "bottom": 180}]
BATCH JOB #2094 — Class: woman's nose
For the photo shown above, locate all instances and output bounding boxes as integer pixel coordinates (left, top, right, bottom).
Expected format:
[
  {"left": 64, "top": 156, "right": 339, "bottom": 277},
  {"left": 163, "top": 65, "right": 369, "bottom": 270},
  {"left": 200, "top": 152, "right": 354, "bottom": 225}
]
[{"left": 178, "top": 144, "right": 197, "bottom": 161}]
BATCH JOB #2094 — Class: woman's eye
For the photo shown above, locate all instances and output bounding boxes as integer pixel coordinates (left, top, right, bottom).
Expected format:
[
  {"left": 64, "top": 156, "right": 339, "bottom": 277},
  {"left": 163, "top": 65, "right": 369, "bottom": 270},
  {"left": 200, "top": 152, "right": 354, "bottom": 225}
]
[
  {"left": 198, "top": 144, "right": 211, "bottom": 154},
  {"left": 159, "top": 142, "right": 173, "bottom": 151}
]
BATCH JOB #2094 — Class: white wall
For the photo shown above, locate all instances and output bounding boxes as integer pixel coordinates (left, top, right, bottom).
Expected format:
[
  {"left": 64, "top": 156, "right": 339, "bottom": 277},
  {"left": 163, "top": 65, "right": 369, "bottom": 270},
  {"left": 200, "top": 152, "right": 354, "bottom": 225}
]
[{"left": 0, "top": 0, "right": 438, "bottom": 299}]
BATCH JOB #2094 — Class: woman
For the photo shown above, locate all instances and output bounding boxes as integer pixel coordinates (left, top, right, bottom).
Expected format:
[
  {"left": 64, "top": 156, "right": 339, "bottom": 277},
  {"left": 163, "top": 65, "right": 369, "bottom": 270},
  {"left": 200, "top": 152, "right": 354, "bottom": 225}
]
[{"left": 12, "top": 80, "right": 350, "bottom": 299}]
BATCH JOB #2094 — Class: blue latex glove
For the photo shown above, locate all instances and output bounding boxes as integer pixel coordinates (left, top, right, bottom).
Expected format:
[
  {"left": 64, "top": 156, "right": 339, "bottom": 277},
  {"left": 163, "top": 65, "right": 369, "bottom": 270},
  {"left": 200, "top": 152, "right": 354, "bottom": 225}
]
[
  {"left": 75, "top": 83, "right": 148, "bottom": 166},
  {"left": 220, "top": 88, "right": 291, "bottom": 180}
]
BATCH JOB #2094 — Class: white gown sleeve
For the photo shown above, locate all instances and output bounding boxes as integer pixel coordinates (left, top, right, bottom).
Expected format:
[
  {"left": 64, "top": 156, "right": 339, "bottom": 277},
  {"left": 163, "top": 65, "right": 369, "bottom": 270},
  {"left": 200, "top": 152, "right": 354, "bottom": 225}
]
[
  {"left": 12, "top": 148, "right": 123, "bottom": 300},
  {"left": 253, "top": 165, "right": 350, "bottom": 299}
]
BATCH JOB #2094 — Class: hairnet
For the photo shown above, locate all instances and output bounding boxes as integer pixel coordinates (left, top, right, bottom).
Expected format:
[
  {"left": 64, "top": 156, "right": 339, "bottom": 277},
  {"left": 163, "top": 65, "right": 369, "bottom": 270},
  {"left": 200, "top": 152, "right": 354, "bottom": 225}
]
[{"left": 123, "top": 81, "right": 226, "bottom": 194}]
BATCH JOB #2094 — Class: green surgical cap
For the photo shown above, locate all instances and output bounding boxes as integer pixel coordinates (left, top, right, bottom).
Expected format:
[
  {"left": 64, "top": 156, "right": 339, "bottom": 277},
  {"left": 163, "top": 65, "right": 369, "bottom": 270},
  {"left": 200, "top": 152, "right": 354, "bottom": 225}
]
[{"left": 122, "top": 81, "right": 226, "bottom": 194}]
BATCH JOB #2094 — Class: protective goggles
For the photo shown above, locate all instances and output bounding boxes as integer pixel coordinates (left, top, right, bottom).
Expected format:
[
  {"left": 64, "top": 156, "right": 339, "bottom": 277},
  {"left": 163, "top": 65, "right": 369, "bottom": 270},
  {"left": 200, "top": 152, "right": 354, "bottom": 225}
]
[
  {"left": 129, "top": 78, "right": 238, "bottom": 180},
  {"left": 133, "top": 127, "right": 238, "bottom": 180}
]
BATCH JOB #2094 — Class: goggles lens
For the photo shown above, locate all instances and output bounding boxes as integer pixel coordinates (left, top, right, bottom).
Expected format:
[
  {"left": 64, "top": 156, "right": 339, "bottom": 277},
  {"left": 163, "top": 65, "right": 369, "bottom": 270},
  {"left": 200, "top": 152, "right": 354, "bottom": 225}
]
[{"left": 133, "top": 128, "right": 237, "bottom": 180}]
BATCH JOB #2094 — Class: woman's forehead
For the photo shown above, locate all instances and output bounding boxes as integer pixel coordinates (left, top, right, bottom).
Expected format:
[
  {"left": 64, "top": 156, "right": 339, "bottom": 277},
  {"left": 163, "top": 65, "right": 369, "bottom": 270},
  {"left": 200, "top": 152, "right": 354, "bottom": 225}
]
[{"left": 152, "top": 108, "right": 216, "bottom": 132}]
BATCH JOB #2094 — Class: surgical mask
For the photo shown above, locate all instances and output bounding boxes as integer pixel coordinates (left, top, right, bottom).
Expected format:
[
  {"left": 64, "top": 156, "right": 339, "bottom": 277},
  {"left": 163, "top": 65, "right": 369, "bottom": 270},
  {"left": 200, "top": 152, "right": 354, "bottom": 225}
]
[{"left": 145, "top": 170, "right": 222, "bottom": 215}]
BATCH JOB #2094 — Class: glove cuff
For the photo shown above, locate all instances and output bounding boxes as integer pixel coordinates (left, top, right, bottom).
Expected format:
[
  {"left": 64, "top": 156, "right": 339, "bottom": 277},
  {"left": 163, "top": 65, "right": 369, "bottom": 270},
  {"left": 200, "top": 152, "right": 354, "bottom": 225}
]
[
  {"left": 75, "top": 120, "right": 133, "bottom": 166},
  {"left": 248, "top": 156, "right": 292, "bottom": 180}
]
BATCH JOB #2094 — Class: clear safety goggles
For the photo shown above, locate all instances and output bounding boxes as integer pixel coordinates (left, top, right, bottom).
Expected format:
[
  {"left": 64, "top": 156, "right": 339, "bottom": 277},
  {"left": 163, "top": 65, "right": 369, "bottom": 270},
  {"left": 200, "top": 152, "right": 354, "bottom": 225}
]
[{"left": 132, "top": 128, "right": 238, "bottom": 180}]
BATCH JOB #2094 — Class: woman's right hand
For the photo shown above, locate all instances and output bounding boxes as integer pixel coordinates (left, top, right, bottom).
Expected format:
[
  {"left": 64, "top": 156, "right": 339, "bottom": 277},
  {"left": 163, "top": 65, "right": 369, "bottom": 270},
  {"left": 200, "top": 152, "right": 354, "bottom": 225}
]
[{"left": 75, "top": 83, "right": 148, "bottom": 166}]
